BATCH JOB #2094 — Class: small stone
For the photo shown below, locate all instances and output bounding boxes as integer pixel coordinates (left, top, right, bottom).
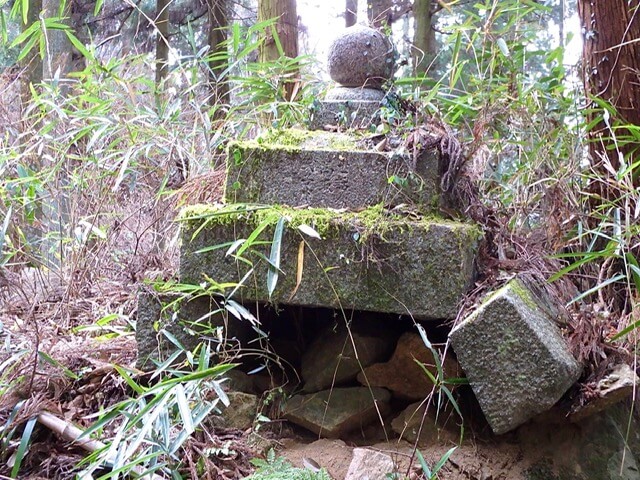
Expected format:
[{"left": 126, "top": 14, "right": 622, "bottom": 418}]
[
  {"left": 279, "top": 438, "right": 353, "bottom": 480},
  {"left": 391, "top": 402, "right": 458, "bottom": 445},
  {"left": 449, "top": 278, "right": 582, "bottom": 435},
  {"left": 325, "top": 86, "right": 386, "bottom": 102},
  {"left": 302, "top": 325, "right": 393, "bottom": 392},
  {"left": 223, "top": 369, "right": 256, "bottom": 394},
  {"left": 358, "top": 332, "right": 462, "bottom": 400},
  {"left": 283, "top": 387, "right": 391, "bottom": 438},
  {"left": 221, "top": 391, "right": 258, "bottom": 430},
  {"left": 345, "top": 448, "right": 396, "bottom": 480},
  {"left": 570, "top": 364, "right": 639, "bottom": 422},
  {"left": 328, "top": 25, "right": 395, "bottom": 88}
]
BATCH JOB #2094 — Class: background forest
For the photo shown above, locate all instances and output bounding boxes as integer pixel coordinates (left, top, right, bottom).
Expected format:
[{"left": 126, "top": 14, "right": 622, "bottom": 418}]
[{"left": 0, "top": 0, "right": 639, "bottom": 478}]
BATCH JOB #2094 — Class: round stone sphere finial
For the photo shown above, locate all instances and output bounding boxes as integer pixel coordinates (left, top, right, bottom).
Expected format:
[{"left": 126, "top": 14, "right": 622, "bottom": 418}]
[{"left": 327, "top": 25, "right": 395, "bottom": 89}]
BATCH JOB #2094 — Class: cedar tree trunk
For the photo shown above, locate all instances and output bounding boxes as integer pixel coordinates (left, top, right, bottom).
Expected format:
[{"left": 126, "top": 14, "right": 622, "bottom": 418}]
[
  {"left": 578, "top": 0, "right": 640, "bottom": 171},
  {"left": 258, "top": 0, "right": 299, "bottom": 101}
]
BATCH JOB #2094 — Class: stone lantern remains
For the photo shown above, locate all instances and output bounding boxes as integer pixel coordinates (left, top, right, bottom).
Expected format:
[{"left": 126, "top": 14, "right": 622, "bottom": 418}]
[{"left": 310, "top": 25, "right": 395, "bottom": 130}]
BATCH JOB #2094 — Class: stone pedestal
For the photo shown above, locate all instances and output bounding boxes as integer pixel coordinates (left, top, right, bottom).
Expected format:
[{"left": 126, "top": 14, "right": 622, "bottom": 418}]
[
  {"left": 226, "top": 129, "right": 439, "bottom": 210},
  {"left": 179, "top": 204, "right": 479, "bottom": 320},
  {"left": 310, "top": 25, "right": 396, "bottom": 131}
]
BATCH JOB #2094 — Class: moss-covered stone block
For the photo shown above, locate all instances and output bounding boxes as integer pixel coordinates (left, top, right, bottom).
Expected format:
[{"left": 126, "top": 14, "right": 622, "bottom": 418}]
[
  {"left": 225, "top": 129, "right": 440, "bottom": 211},
  {"left": 135, "top": 288, "right": 253, "bottom": 370},
  {"left": 179, "top": 204, "right": 479, "bottom": 319},
  {"left": 449, "top": 278, "right": 582, "bottom": 435}
]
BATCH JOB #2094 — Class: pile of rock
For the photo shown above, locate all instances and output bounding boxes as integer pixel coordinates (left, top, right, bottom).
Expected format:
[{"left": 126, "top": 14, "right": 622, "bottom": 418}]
[{"left": 284, "top": 326, "right": 461, "bottom": 442}]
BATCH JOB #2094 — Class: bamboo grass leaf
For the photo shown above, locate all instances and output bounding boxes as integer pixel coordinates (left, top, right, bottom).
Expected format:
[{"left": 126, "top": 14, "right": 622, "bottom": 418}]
[
  {"left": 267, "top": 216, "right": 286, "bottom": 299},
  {"left": 10, "top": 416, "right": 36, "bottom": 478}
]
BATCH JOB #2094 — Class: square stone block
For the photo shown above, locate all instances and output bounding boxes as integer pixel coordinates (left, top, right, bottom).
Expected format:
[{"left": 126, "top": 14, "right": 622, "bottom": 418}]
[
  {"left": 225, "top": 129, "right": 439, "bottom": 211},
  {"left": 179, "top": 204, "right": 479, "bottom": 319},
  {"left": 449, "top": 278, "right": 582, "bottom": 434}
]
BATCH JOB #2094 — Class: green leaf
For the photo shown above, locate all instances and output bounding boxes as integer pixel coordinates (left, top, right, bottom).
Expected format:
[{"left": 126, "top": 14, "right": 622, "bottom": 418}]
[
  {"left": 431, "top": 446, "right": 458, "bottom": 476},
  {"left": 415, "top": 450, "right": 432, "bottom": 478},
  {"left": 1, "top": 11, "right": 7, "bottom": 43},
  {"left": 174, "top": 384, "right": 194, "bottom": 435},
  {"left": 38, "top": 351, "right": 79, "bottom": 380},
  {"left": 21, "top": 0, "right": 28, "bottom": 24},
  {"left": 11, "top": 416, "right": 36, "bottom": 478},
  {"left": 611, "top": 319, "right": 640, "bottom": 341},
  {"left": 94, "top": 0, "right": 104, "bottom": 16},
  {"left": 14, "top": 32, "right": 38, "bottom": 62},
  {"left": 113, "top": 365, "right": 145, "bottom": 395},
  {"left": 414, "top": 358, "right": 438, "bottom": 385},
  {"left": 64, "top": 30, "right": 92, "bottom": 60},
  {"left": 267, "top": 216, "right": 286, "bottom": 298},
  {"left": 568, "top": 274, "right": 626, "bottom": 305},
  {"left": 625, "top": 252, "right": 640, "bottom": 292},
  {"left": 236, "top": 217, "right": 271, "bottom": 258}
]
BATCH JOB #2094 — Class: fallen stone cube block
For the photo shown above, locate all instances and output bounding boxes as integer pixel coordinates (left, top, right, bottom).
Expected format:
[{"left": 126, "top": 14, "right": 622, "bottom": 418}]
[{"left": 449, "top": 278, "right": 581, "bottom": 434}]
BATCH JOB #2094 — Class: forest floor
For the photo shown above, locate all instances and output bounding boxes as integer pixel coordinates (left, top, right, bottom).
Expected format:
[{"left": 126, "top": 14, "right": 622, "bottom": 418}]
[{"left": 0, "top": 262, "right": 584, "bottom": 480}]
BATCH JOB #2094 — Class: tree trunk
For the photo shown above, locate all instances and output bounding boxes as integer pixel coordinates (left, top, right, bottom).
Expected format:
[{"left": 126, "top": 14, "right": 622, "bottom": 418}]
[
  {"left": 208, "top": 0, "right": 229, "bottom": 109},
  {"left": 20, "top": 0, "right": 43, "bottom": 105},
  {"left": 345, "top": 0, "right": 357, "bottom": 27},
  {"left": 367, "top": 0, "right": 390, "bottom": 28},
  {"left": 412, "top": 0, "right": 435, "bottom": 75},
  {"left": 578, "top": 0, "right": 640, "bottom": 171},
  {"left": 257, "top": 0, "right": 299, "bottom": 101},
  {"left": 42, "top": 0, "right": 72, "bottom": 81},
  {"left": 155, "top": 0, "right": 170, "bottom": 86}
]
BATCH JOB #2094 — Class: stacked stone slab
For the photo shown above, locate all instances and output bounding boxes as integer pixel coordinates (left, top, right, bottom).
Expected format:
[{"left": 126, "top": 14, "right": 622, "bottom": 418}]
[{"left": 309, "top": 25, "right": 394, "bottom": 130}]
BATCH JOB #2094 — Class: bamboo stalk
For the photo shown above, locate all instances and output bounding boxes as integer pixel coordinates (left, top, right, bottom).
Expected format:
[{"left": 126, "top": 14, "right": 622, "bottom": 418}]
[{"left": 36, "top": 411, "right": 165, "bottom": 480}]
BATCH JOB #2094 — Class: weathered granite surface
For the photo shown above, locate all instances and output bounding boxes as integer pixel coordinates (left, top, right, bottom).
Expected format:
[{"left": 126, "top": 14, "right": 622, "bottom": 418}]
[
  {"left": 345, "top": 448, "right": 396, "bottom": 480},
  {"left": 225, "top": 129, "right": 439, "bottom": 210},
  {"left": 391, "top": 402, "right": 458, "bottom": 445},
  {"left": 522, "top": 403, "right": 640, "bottom": 480},
  {"left": 449, "top": 278, "right": 582, "bottom": 434},
  {"left": 302, "top": 325, "right": 393, "bottom": 392},
  {"left": 220, "top": 391, "right": 258, "bottom": 430},
  {"left": 136, "top": 289, "right": 252, "bottom": 370},
  {"left": 327, "top": 25, "right": 394, "bottom": 88},
  {"left": 569, "top": 364, "right": 638, "bottom": 422},
  {"left": 179, "top": 204, "right": 479, "bottom": 319},
  {"left": 326, "top": 87, "right": 386, "bottom": 101},
  {"left": 308, "top": 100, "right": 382, "bottom": 130},
  {"left": 283, "top": 387, "right": 391, "bottom": 438},
  {"left": 357, "top": 332, "right": 461, "bottom": 400}
]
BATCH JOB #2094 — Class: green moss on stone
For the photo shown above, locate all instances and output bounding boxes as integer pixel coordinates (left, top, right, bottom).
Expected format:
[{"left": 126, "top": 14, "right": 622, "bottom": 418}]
[
  {"left": 180, "top": 203, "right": 479, "bottom": 245},
  {"left": 234, "top": 128, "right": 362, "bottom": 152},
  {"left": 509, "top": 278, "right": 541, "bottom": 311}
]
